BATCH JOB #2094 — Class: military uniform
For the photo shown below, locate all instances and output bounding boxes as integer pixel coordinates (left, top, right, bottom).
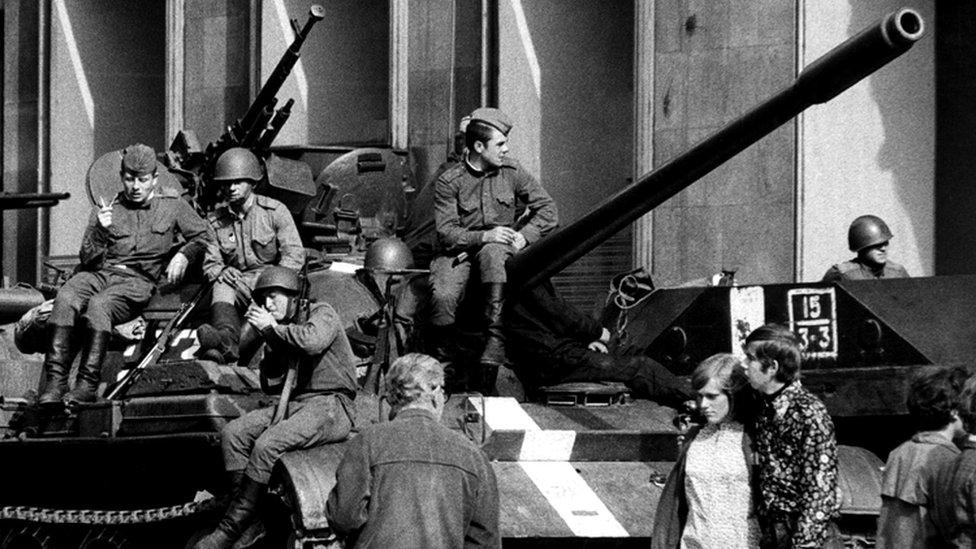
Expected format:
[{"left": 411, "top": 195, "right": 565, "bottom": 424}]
[
  {"left": 221, "top": 302, "right": 357, "bottom": 484},
  {"left": 49, "top": 189, "right": 209, "bottom": 332},
  {"left": 203, "top": 193, "right": 305, "bottom": 307},
  {"left": 821, "top": 258, "right": 909, "bottom": 282},
  {"left": 429, "top": 158, "right": 557, "bottom": 325}
]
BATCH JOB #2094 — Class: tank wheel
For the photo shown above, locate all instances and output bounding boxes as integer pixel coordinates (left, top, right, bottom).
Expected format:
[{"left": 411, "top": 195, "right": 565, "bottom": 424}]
[
  {"left": 0, "top": 525, "right": 59, "bottom": 549},
  {"left": 77, "top": 528, "right": 128, "bottom": 549}
]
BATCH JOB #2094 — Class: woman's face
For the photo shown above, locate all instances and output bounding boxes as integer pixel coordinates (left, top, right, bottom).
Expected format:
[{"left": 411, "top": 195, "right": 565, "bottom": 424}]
[{"left": 697, "top": 377, "right": 731, "bottom": 425}]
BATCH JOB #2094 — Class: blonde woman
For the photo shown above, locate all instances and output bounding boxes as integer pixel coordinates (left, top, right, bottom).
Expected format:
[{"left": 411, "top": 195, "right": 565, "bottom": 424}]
[{"left": 652, "top": 353, "right": 760, "bottom": 549}]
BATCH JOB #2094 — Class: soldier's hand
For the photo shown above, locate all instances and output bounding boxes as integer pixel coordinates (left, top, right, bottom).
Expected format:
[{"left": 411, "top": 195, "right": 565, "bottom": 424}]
[
  {"left": 97, "top": 198, "right": 114, "bottom": 229},
  {"left": 482, "top": 226, "right": 519, "bottom": 245},
  {"left": 587, "top": 340, "right": 609, "bottom": 353},
  {"left": 165, "top": 253, "right": 189, "bottom": 284},
  {"left": 245, "top": 303, "right": 276, "bottom": 331},
  {"left": 511, "top": 231, "right": 527, "bottom": 251},
  {"left": 218, "top": 267, "right": 242, "bottom": 286}
]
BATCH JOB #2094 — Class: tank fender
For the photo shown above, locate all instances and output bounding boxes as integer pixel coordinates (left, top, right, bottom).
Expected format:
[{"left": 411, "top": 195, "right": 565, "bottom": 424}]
[
  {"left": 836, "top": 445, "right": 883, "bottom": 515},
  {"left": 275, "top": 442, "right": 348, "bottom": 532}
]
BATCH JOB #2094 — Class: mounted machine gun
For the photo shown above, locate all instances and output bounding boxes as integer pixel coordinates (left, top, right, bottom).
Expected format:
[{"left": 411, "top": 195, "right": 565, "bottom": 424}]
[{"left": 162, "top": 5, "right": 326, "bottom": 212}]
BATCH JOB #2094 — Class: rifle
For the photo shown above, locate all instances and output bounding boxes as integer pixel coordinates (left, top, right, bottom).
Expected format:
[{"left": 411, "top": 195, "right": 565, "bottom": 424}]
[
  {"left": 361, "top": 268, "right": 428, "bottom": 395},
  {"left": 163, "top": 5, "right": 325, "bottom": 209},
  {"left": 106, "top": 282, "right": 212, "bottom": 400},
  {"left": 270, "top": 264, "right": 311, "bottom": 425}
]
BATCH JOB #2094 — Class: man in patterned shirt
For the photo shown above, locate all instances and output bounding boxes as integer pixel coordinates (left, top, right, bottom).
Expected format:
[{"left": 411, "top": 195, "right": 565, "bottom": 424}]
[{"left": 742, "top": 324, "right": 842, "bottom": 548}]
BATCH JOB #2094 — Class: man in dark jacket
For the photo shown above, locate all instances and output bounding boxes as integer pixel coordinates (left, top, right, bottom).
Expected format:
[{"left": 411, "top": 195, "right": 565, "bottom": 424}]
[
  {"left": 194, "top": 266, "right": 358, "bottom": 549},
  {"left": 507, "top": 281, "right": 692, "bottom": 407},
  {"left": 327, "top": 353, "right": 500, "bottom": 548}
]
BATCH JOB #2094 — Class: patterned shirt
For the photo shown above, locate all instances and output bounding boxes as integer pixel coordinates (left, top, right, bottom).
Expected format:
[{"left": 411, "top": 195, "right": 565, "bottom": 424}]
[{"left": 754, "top": 381, "right": 840, "bottom": 547}]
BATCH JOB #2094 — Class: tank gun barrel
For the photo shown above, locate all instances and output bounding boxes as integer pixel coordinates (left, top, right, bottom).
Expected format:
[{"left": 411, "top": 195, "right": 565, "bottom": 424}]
[{"left": 508, "top": 8, "right": 924, "bottom": 288}]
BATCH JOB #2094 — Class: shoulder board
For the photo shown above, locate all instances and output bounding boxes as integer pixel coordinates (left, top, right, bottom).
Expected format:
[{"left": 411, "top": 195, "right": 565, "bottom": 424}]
[
  {"left": 835, "top": 260, "right": 860, "bottom": 273},
  {"left": 439, "top": 163, "right": 466, "bottom": 181},
  {"left": 255, "top": 194, "right": 283, "bottom": 209},
  {"left": 155, "top": 188, "right": 181, "bottom": 199}
]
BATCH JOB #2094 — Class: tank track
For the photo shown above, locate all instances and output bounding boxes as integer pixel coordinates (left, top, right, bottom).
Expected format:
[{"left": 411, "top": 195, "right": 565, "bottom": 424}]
[{"left": 0, "top": 496, "right": 221, "bottom": 525}]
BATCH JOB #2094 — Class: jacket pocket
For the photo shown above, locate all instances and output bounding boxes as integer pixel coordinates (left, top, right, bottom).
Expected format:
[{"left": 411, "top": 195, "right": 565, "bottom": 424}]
[{"left": 251, "top": 228, "right": 279, "bottom": 264}]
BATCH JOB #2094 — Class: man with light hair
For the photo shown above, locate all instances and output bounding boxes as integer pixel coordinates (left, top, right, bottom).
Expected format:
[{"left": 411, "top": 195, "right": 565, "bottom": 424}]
[{"left": 327, "top": 353, "right": 500, "bottom": 548}]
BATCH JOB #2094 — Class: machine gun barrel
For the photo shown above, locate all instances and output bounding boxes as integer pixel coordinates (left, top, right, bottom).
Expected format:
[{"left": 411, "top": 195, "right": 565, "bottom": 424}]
[
  {"left": 257, "top": 98, "right": 294, "bottom": 151},
  {"left": 234, "top": 5, "right": 325, "bottom": 143},
  {"left": 0, "top": 192, "right": 70, "bottom": 210},
  {"left": 508, "top": 8, "right": 924, "bottom": 288}
]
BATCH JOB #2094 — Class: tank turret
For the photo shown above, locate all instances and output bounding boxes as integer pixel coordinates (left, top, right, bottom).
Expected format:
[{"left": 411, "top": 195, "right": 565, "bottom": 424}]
[{"left": 509, "top": 8, "right": 924, "bottom": 288}]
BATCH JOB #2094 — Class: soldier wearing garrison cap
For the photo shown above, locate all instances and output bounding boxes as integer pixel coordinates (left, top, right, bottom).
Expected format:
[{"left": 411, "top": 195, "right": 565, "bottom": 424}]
[
  {"left": 429, "top": 107, "right": 558, "bottom": 393},
  {"left": 822, "top": 214, "right": 910, "bottom": 282},
  {"left": 36, "top": 143, "right": 211, "bottom": 407}
]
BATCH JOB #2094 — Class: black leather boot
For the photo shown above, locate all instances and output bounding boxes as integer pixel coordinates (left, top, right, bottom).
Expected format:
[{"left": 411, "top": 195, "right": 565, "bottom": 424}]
[
  {"left": 479, "top": 283, "right": 508, "bottom": 368},
  {"left": 66, "top": 330, "right": 111, "bottom": 404},
  {"left": 426, "top": 324, "right": 456, "bottom": 363},
  {"left": 38, "top": 325, "right": 76, "bottom": 406},
  {"left": 193, "top": 477, "right": 265, "bottom": 549},
  {"left": 197, "top": 303, "right": 241, "bottom": 363},
  {"left": 236, "top": 324, "right": 262, "bottom": 368}
]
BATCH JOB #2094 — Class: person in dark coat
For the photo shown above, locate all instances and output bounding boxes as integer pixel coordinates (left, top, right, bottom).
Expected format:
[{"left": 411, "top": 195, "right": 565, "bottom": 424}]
[
  {"left": 327, "top": 353, "right": 500, "bottom": 548},
  {"left": 506, "top": 280, "right": 692, "bottom": 407}
]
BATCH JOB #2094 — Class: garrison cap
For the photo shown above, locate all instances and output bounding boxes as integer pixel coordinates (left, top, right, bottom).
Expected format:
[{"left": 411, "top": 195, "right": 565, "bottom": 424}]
[
  {"left": 470, "top": 107, "right": 513, "bottom": 135},
  {"left": 121, "top": 144, "right": 157, "bottom": 176}
]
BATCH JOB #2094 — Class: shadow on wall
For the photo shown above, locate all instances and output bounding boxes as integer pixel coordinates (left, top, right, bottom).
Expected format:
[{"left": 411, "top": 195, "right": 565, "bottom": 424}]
[{"left": 855, "top": 0, "right": 935, "bottom": 275}]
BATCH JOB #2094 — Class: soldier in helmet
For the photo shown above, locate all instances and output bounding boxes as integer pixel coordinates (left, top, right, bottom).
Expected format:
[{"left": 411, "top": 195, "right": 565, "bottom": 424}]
[
  {"left": 37, "top": 144, "right": 210, "bottom": 406},
  {"left": 194, "top": 266, "right": 357, "bottom": 549},
  {"left": 197, "top": 147, "right": 306, "bottom": 363},
  {"left": 355, "top": 238, "right": 428, "bottom": 361},
  {"left": 430, "top": 107, "right": 558, "bottom": 392},
  {"left": 822, "top": 215, "right": 910, "bottom": 282}
]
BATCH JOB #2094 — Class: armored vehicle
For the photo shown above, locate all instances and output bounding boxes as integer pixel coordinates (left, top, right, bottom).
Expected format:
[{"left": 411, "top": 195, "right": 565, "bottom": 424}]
[{"left": 0, "top": 6, "right": 926, "bottom": 549}]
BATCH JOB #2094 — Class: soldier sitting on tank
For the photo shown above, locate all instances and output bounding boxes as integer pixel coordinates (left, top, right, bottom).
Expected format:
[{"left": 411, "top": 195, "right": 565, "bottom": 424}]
[
  {"left": 36, "top": 144, "right": 210, "bottom": 407},
  {"left": 506, "top": 280, "right": 693, "bottom": 407},
  {"left": 822, "top": 214, "right": 910, "bottom": 282},
  {"left": 196, "top": 147, "right": 305, "bottom": 364},
  {"left": 194, "top": 266, "right": 357, "bottom": 549},
  {"left": 430, "top": 107, "right": 558, "bottom": 392}
]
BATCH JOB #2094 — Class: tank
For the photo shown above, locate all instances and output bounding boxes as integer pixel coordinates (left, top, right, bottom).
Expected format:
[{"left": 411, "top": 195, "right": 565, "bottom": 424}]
[
  {"left": 273, "top": 7, "right": 926, "bottom": 548},
  {"left": 0, "top": 6, "right": 926, "bottom": 549}
]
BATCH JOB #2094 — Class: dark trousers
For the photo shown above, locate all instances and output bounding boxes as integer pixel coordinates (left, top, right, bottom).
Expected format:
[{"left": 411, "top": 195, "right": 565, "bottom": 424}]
[
  {"left": 48, "top": 269, "right": 155, "bottom": 331},
  {"left": 221, "top": 393, "right": 353, "bottom": 484},
  {"left": 538, "top": 346, "right": 693, "bottom": 408},
  {"left": 429, "top": 243, "right": 514, "bottom": 326},
  {"left": 760, "top": 518, "right": 844, "bottom": 549}
]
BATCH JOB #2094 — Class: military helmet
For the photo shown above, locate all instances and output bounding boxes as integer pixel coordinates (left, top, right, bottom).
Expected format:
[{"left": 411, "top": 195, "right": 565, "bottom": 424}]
[
  {"left": 848, "top": 215, "right": 894, "bottom": 252},
  {"left": 253, "top": 266, "right": 300, "bottom": 296},
  {"left": 364, "top": 238, "right": 414, "bottom": 272},
  {"left": 213, "top": 148, "right": 263, "bottom": 182}
]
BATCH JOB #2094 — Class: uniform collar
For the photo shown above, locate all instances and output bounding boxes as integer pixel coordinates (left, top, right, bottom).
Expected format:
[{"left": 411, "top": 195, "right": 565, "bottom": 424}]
[
  {"left": 912, "top": 431, "right": 960, "bottom": 451},
  {"left": 120, "top": 192, "right": 154, "bottom": 209},
  {"left": 229, "top": 194, "right": 256, "bottom": 218}
]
